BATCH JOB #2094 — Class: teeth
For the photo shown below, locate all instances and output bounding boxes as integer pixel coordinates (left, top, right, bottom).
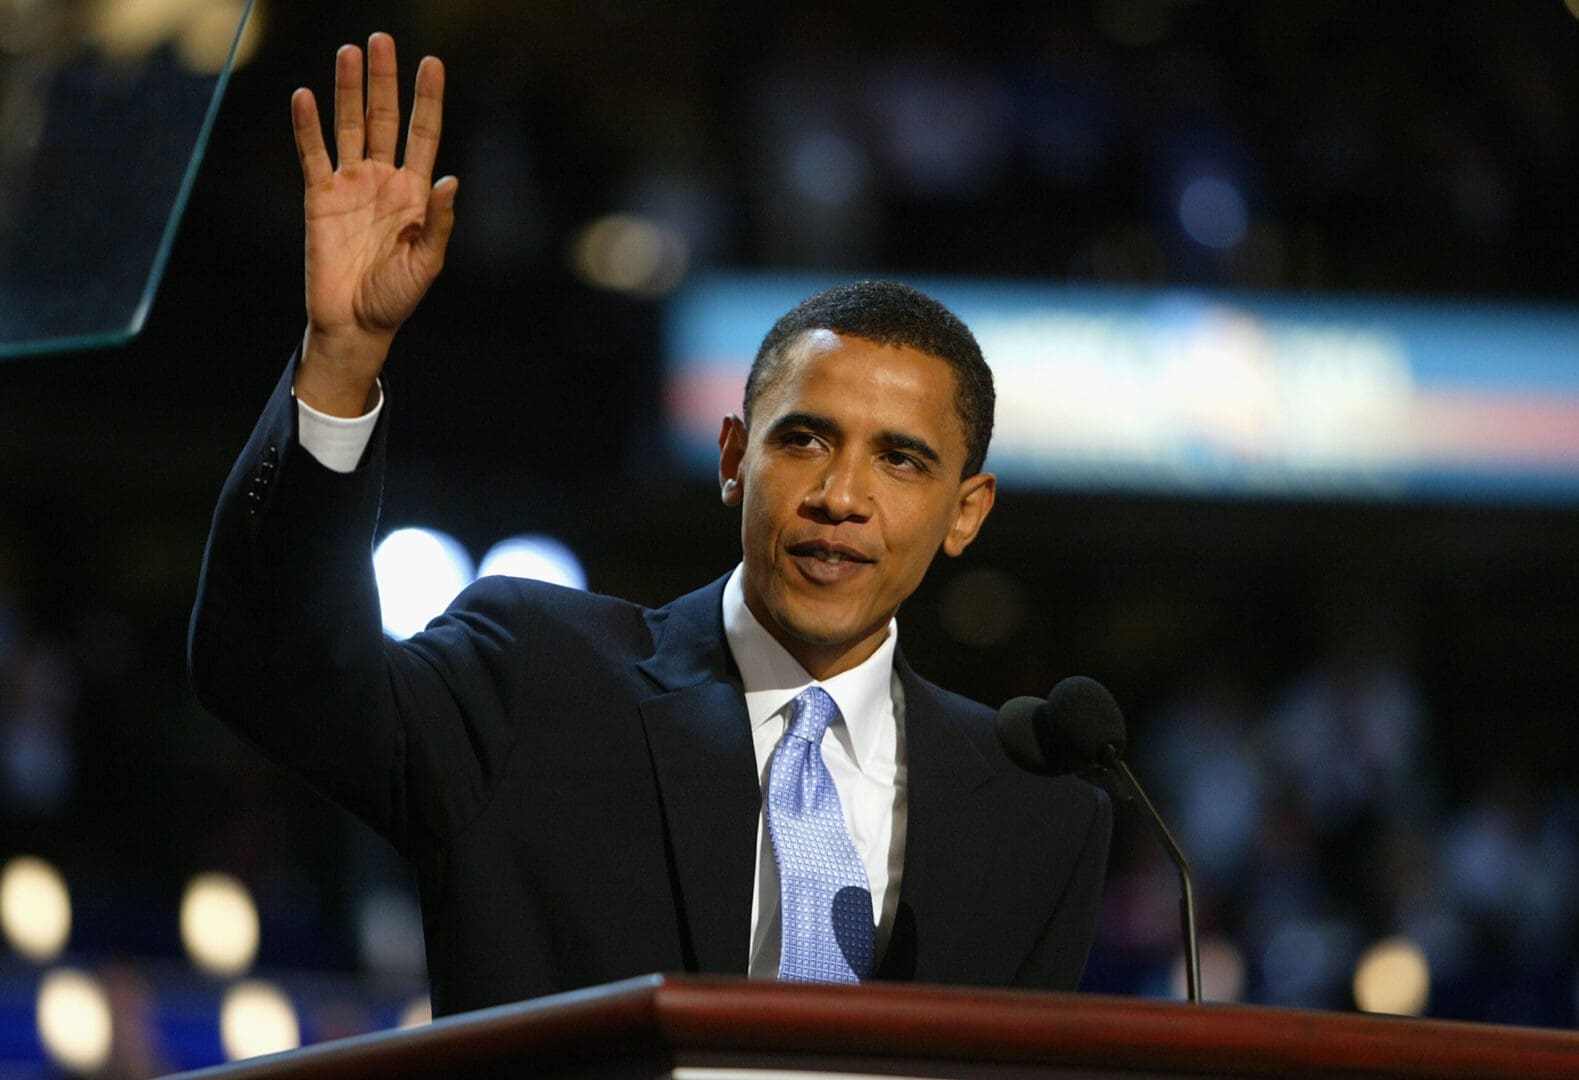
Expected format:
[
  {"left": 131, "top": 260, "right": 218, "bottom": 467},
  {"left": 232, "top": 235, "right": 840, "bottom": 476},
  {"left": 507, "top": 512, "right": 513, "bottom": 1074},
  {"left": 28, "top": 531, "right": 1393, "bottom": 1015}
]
[{"left": 813, "top": 550, "right": 845, "bottom": 562}]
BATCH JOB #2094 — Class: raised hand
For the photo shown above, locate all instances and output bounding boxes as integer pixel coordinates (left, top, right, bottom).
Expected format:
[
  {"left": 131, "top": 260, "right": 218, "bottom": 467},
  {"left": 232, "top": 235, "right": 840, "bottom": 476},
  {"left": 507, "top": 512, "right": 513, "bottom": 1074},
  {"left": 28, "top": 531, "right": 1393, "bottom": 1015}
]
[{"left": 291, "top": 33, "right": 456, "bottom": 416}]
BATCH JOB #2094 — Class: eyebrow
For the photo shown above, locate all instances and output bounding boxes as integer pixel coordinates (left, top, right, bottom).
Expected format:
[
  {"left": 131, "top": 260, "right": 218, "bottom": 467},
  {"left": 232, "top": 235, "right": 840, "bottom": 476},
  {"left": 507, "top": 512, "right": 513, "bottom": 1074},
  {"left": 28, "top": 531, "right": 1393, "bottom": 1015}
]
[{"left": 769, "top": 411, "right": 943, "bottom": 467}]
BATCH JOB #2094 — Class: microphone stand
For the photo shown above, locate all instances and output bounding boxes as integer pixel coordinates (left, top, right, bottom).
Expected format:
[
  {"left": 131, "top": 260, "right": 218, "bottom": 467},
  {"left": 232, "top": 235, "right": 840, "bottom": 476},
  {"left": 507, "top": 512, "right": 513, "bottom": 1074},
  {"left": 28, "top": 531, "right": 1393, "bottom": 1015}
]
[{"left": 1099, "top": 746, "right": 1202, "bottom": 1004}]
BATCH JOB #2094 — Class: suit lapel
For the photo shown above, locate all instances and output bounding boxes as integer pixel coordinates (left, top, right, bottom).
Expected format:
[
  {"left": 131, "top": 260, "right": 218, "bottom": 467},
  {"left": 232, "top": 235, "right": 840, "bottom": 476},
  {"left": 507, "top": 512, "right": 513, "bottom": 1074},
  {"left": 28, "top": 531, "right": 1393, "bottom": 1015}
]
[
  {"left": 636, "top": 577, "right": 760, "bottom": 976},
  {"left": 886, "top": 656, "right": 999, "bottom": 983},
  {"left": 632, "top": 586, "right": 1011, "bottom": 983}
]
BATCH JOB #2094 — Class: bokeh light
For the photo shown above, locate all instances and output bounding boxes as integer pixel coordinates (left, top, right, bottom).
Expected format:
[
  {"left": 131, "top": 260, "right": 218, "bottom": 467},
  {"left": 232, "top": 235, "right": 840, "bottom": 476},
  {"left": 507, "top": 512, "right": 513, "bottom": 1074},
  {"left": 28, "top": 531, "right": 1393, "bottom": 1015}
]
[
  {"left": 789, "top": 131, "right": 869, "bottom": 206},
  {"left": 36, "top": 968, "right": 113, "bottom": 1075},
  {"left": 177, "top": 0, "right": 264, "bottom": 74},
  {"left": 0, "top": 856, "right": 71, "bottom": 963},
  {"left": 1178, "top": 175, "right": 1250, "bottom": 250},
  {"left": 92, "top": 0, "right": 260, "bottom": 70},
  {"left": 477, "top": 535, "right": 588, "bottom": 591},
  {"left": 570, "top": 213, "right": 689, "bottom": 297},
  {"left": 220, "top": 980, "right": 300, "bottom": 1061},
  {"left": 373, "top": 527, "right": 475, "bottom": 639},
  {"left": 938, "top": 568, "right": 1026, "bottom": 647},
  {"left": 1261, "top": 918, "right": 1356, "bottom": 1005},
  {"left": 91, "top": 0, "right": 196, "bottom": 59},
  {"left": 1353, "top": 936, "right": 1430, "bottom": 1016},
  {"left": 180, "top": 872, "right": 259, "bottom": 978}
]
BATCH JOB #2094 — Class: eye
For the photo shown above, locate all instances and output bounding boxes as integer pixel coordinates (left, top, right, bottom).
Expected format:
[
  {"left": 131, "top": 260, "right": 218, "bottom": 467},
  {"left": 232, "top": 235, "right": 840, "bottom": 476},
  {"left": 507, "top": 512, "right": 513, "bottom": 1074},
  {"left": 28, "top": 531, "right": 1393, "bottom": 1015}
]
[
  {"left": 882, "top": 450, "right": 925, "bottom": 472},
  {"left": 777, "top": 429, "right": 825, "bottom": 452}
]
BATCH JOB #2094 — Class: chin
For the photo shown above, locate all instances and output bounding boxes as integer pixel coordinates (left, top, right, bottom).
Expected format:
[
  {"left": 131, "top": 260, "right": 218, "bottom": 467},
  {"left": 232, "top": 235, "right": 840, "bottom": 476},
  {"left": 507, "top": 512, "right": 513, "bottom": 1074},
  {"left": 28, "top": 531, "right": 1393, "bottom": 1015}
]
[
  {"left": 787, "top": 603, "right": 889, "bottom": 651},
  {"left": 774, "top": 613, "right": 854, "bottom": 649}
]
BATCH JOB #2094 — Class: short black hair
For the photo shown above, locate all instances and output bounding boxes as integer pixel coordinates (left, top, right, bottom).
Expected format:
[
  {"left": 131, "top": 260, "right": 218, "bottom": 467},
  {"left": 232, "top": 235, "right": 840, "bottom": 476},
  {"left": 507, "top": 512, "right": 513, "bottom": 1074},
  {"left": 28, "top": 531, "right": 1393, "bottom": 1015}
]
[{"left": 743, "top": 280, "right": 996, "bottom": 477}]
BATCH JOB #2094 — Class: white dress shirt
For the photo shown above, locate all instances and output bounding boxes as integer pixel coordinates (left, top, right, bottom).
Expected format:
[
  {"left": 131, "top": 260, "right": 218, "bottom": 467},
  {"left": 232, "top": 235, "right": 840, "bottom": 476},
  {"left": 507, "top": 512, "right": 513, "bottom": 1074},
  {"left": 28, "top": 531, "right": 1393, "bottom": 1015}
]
[
  {"left": 295, "top": 385, "right": 383, "bottom": 474},
  {"left": 295, "top": 393, "right": 910, "bottom": 979}
]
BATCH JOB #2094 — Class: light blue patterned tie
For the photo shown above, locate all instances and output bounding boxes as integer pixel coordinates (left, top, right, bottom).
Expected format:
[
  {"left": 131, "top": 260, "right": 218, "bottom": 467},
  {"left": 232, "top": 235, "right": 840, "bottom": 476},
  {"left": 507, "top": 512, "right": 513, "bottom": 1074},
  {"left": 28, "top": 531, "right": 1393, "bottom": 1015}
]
[{"left": 766, "top": 685, "right": 875, "bottom": 983}]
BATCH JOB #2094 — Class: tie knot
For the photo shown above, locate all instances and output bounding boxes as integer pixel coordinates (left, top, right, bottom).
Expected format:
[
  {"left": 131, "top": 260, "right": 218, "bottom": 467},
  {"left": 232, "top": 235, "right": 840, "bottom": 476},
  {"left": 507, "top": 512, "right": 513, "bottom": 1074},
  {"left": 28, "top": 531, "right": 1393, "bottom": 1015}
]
[{"left": 786, "top": 685, "right": 839, "bottom": 744}]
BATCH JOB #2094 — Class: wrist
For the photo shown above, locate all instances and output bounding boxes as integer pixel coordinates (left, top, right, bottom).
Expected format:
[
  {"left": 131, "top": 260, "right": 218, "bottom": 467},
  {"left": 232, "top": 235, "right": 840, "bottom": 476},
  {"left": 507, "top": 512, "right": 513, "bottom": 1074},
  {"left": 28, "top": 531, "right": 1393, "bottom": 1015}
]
[{"left": 295, "top": 324, "right": 391, "bottom": 417}]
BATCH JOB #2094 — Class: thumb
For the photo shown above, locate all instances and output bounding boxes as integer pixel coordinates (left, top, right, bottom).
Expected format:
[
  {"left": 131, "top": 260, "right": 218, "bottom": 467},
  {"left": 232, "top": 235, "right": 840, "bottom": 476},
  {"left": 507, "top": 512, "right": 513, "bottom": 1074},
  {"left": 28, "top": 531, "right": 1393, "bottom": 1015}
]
[{"left": 416, "top": 175, "right": 458, "bottom": 266}]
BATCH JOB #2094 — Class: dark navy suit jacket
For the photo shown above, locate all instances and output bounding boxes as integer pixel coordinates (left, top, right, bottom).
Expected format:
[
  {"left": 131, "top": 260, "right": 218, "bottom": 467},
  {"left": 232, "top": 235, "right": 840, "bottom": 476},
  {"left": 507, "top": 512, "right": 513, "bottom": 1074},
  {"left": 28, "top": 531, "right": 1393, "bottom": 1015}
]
[{"left": 188, "top": 358, "right": 1111, "bottom": 1017}]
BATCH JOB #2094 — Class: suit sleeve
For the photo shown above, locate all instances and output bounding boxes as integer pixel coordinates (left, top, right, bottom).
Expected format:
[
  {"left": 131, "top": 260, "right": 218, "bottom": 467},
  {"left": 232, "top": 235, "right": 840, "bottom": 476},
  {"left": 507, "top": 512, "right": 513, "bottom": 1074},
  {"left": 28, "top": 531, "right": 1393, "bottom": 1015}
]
[
  {"left": 1013, "top": 784, "right": 1113, "bottom": 990},
  {"left": 187, "top": 350, "right": 528, "bottom": 861}
]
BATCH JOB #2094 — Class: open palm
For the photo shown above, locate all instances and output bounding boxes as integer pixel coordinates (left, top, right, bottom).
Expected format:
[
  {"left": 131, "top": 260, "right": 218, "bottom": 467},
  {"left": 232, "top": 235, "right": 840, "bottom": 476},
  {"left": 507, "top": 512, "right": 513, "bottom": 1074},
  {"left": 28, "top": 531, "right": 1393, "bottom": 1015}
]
[{"left": 292, "top": 34, "right": 455, "bottom": 395}]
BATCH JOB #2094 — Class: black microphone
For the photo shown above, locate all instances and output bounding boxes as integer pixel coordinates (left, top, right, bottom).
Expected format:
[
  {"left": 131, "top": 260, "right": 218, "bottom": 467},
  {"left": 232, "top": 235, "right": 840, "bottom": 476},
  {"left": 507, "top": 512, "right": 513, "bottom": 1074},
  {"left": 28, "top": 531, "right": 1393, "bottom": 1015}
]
[
  {"left": 996, "top": 675, "right": 1126, "bottom": 779},
  {"left": 996, "top": 676, "right": 1203, "bottom": 1004}
]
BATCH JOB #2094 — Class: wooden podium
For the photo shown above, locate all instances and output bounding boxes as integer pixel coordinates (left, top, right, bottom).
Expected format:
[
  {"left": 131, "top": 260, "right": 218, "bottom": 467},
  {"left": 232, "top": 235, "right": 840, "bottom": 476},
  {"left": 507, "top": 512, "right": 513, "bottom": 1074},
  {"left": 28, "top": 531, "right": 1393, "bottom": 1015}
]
[{"left": 174, "top": 975, "right": 1579, "bottom": 1078}]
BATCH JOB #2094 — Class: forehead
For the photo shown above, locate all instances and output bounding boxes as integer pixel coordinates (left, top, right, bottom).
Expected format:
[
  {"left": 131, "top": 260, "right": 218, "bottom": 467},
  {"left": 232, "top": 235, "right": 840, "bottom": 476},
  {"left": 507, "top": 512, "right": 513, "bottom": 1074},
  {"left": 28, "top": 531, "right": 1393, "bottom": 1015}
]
[{"left": 757, "top": 330, "right": 967, "bottom": 447}]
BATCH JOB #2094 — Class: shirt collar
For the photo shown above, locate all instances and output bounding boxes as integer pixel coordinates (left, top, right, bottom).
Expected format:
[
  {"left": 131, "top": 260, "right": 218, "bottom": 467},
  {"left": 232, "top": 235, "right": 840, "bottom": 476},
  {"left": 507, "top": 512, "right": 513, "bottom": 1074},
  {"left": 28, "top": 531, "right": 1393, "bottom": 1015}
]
[{"left": 722, "top": 564, "right": 897, "bottom": 769}]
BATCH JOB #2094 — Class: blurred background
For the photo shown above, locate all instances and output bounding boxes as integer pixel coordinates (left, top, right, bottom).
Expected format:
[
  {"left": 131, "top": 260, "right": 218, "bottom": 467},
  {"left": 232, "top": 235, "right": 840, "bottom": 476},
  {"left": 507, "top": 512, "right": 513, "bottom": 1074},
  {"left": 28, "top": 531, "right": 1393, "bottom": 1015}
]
[{"left": 3, "top": 0, "right": 1579, "bottom": 1073}]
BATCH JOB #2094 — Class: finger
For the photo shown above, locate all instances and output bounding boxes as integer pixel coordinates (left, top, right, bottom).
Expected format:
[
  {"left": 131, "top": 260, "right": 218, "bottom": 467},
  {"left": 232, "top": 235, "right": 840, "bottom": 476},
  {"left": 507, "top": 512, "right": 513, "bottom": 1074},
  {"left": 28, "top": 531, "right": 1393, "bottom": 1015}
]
[
  {"left": 292, "top": 88, "right": 332, "bottom": 188},
  {"left": 333, "top": 43, "right": 364, "bottom": 165},
  {"left": 403, "top": 56, "right": 445, "bottom": 181},
  {"left": 364, "top": 31, "right": 401, "bottom": 164},
  {"left": 415, "top": 176, "right": 459, "bottom": 268}
]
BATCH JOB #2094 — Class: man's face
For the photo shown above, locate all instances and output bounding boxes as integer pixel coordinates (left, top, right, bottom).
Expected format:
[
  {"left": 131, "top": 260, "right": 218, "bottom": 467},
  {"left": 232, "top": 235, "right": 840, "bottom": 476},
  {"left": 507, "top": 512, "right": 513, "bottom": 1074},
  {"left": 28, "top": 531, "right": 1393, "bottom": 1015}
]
[{"left": 718, "top": 330, "right": 995, "bottom": 679}]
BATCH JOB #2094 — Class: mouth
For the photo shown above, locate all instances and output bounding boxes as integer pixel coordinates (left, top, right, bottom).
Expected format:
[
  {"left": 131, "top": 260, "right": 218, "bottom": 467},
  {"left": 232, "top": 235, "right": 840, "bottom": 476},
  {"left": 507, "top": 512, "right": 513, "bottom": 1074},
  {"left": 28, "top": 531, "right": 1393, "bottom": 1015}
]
[
  {"left": 786, "top": 539, "right": 874, "bottom": 583},
  {"left": 787, "top": 539, "right": 873, "bottom": 563}
]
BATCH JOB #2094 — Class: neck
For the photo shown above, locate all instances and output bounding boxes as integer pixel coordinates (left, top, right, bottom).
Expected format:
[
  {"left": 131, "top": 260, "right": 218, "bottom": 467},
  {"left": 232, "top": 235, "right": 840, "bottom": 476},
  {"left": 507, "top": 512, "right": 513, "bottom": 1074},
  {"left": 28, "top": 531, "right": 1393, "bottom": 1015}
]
[{"left": 782, "top": 634, "right": 884, "bottom": 681}]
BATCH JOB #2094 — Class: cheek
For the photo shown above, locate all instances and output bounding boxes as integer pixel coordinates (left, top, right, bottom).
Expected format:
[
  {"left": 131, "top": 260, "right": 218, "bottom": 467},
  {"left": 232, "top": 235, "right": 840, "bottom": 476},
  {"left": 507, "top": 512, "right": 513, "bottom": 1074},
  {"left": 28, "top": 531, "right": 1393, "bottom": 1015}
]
[
  {"left": 739, "top": 490, "right": 779, "bottom": 553},
  {"left": 889, "top": 504, "right": 956, "bottom": 565}
]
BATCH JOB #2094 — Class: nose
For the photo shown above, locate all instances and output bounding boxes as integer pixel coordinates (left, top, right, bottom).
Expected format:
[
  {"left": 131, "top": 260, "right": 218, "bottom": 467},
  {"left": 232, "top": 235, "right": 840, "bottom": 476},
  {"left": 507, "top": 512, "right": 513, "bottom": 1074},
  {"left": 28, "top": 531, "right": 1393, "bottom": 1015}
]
[{"left": 805, "top": 452, "right": 872, "bottom": 522}]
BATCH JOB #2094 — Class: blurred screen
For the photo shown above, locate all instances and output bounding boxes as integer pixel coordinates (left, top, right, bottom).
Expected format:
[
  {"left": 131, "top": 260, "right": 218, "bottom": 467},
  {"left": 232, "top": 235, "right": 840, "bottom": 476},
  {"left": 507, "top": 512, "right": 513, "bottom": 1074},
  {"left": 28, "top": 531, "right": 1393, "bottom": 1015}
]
[{"left": 666, "top": 273, "right": 1579, "bottom": 502}]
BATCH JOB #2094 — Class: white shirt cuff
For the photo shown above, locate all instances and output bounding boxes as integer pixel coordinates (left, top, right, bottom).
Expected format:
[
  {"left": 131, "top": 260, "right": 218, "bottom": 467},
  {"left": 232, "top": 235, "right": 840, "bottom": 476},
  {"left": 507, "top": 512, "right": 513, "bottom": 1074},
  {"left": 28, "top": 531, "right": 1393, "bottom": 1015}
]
[{"left": 294, "top": 383, "right": 383, "bottom": 474}]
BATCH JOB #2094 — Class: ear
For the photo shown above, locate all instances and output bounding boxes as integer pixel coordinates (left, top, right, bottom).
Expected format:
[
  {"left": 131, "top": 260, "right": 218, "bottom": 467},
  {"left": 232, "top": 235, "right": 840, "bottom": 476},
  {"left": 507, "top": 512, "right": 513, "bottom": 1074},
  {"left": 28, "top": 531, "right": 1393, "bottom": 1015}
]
[
  {"left": 718, "top": 413, "right": 748, "bottom": 506},
  {"left": 942, "top": 471, "right": 996, "bottom": 557}
]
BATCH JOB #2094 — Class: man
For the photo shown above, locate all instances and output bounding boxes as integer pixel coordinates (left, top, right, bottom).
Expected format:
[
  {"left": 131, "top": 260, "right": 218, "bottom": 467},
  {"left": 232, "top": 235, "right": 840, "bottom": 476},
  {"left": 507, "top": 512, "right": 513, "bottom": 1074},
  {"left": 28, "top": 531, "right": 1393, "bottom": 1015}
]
[{"left": 189, "top": 33, "right": 1109, "bottom": 1016}]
